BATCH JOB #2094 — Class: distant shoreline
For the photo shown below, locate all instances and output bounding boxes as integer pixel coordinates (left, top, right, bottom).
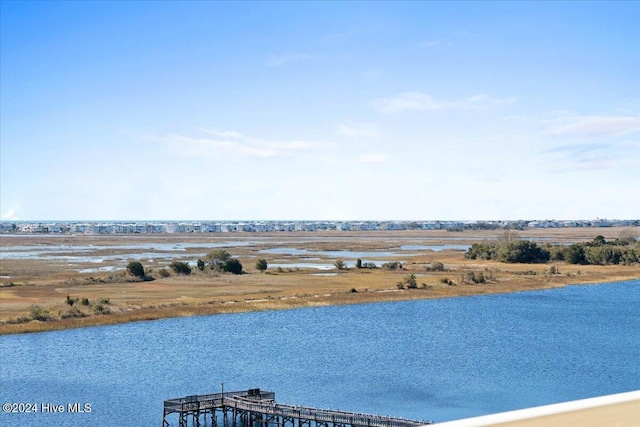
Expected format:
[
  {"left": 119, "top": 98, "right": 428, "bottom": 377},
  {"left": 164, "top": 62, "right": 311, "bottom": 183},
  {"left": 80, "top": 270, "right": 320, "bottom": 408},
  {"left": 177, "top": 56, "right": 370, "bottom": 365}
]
[{"left": 1, "top": 219, "right": 638, "bottom": 235}]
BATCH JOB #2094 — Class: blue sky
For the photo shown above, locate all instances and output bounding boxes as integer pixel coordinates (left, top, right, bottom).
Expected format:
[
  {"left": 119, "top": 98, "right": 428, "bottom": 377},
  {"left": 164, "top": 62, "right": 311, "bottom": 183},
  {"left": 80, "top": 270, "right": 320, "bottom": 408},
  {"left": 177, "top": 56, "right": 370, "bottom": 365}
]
[{"left": 1, "top": 1, "right": 638, "bottom": 221}]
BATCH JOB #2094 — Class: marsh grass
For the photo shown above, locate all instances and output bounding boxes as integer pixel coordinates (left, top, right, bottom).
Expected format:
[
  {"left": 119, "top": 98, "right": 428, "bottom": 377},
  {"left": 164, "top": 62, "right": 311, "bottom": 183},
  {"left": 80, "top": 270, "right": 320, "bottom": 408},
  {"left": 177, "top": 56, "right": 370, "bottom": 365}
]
[{"left": 1, "top": 228, "right": 639, "bottom": 334}]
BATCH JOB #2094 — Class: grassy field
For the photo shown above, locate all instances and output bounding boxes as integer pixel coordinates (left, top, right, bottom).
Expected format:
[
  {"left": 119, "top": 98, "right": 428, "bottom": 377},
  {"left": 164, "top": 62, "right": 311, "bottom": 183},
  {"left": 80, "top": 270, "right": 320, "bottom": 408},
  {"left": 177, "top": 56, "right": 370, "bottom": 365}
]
[{"left": 1, "top": 227, "right": 639, "bottom": 334}]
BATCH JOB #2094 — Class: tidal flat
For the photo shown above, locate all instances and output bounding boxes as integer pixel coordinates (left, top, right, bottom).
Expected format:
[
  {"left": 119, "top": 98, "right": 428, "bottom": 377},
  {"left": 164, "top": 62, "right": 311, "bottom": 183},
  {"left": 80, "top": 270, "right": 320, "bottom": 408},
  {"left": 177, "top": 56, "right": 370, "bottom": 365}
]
[{"left": 1, "top": 227, "right": 639, "bottom": 334}]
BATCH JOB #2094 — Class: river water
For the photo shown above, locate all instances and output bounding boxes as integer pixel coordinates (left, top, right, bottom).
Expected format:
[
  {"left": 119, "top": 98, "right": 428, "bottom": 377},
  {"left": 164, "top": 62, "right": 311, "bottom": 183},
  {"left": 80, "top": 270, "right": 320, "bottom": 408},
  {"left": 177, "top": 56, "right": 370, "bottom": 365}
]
[{"left": 1, "top": 280, "right": 639, "bottom": 427}]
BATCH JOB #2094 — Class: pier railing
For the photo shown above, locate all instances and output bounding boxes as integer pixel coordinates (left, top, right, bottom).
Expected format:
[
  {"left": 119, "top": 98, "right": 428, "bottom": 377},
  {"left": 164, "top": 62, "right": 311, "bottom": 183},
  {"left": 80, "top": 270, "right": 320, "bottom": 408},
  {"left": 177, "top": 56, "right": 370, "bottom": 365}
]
[
  {"left": 164, "top": 389, "right": 275, "bottom": 414},
  {"left": 163, "top": 388, "right": 433, "bottom": 427}
]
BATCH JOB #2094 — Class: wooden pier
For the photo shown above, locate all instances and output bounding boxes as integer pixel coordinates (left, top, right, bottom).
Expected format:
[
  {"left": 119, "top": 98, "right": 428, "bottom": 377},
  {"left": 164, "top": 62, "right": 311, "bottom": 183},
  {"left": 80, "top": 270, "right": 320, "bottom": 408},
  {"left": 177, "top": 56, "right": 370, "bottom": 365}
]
[{"left": 163, "top": 388, "right": 433, "bottom": 427}]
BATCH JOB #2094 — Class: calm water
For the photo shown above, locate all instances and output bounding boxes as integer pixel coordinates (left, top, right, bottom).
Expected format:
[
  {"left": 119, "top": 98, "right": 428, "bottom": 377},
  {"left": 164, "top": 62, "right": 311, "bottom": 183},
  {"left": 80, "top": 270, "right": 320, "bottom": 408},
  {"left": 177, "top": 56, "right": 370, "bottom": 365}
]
[{"left": 1, "top": 280, "right": 639, "bottom": 427}]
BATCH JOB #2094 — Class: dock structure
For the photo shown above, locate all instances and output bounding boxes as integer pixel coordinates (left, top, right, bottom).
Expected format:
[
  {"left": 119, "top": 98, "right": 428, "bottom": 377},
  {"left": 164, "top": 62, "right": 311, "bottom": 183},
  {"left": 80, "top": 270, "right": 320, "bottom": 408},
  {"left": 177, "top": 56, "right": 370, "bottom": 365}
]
[{"left": 163, "top": 388, "right": 433, "bottom": 427}]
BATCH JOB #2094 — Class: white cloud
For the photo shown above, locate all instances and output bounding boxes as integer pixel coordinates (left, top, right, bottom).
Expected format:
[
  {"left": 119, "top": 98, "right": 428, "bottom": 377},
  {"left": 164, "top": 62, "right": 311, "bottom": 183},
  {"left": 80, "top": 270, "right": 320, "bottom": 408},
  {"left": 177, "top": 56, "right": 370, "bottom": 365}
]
[
  {"left": 156, "top": 128, "right": 336, "bottom": 160},
  {"left": 547, "top": 116, "right": 640, "bottom": 139},
  {"left": 266, "top": 53, "right": 314, "bottom": 66},
  {"left": 197, "top": 128, "right": 245, "bottom": 139},
  {"left": 337, "top": 122, "right": 380, "bottom": 138},
  {"left": 374, "top": 92, "right": 515, "bottom": 114}
]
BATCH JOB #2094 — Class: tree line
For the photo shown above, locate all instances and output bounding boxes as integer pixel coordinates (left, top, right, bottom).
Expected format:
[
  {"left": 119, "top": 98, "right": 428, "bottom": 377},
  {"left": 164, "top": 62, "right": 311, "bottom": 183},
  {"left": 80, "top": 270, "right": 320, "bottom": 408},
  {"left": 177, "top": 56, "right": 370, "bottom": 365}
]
[
  {"left": 126, "top": 249, "right": 250, "bottom": 279},
  {"left": 465, "top": 232, "right": 639, "bottom": 265}
]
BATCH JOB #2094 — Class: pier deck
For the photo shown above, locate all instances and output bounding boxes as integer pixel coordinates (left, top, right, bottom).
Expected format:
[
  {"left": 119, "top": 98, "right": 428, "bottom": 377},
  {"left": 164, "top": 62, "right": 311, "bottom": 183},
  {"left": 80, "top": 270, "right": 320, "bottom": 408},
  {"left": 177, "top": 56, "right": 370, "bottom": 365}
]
[{"left": 163, "top": 389, "right": 433, "bottom": 427}]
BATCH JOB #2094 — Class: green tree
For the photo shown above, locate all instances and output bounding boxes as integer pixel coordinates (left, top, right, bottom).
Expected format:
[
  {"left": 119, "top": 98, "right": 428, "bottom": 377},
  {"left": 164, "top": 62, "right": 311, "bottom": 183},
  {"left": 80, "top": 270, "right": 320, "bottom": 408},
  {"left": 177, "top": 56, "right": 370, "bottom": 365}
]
[
  {"left": 465, "top": 243, "right": 497, "bottom": 260},
  {"left": 169, "top": 260, "right": 192, "bottom": 275},
  {"left": 496, "top": 240, "right": 550, "bottom": 263},
  {"left": 126, "top": 261, "right": 145, "bottom": 278},
  {"left": 547, "top": 244, "right": 565, "bottom": 261},
  {"left": 205, "top": 250, "right": 232, "bottom": 271},
  {"left": 255, "top": 259, "right": 268, "bottom": 272},
  {"left": 197, "top": 258, "right": 205, "bottom": 271},
  {"left": 585, "top": 245, "right": 622, "bottom": 265},
  {"left": 564, "top": 244, "right": 586, "bottom": 264},
  {"left": 355, "top": 258, "right": 362, "bottom": 269},
  {"left": 223, "top": 258, "right": 243, "bottom": 274}
]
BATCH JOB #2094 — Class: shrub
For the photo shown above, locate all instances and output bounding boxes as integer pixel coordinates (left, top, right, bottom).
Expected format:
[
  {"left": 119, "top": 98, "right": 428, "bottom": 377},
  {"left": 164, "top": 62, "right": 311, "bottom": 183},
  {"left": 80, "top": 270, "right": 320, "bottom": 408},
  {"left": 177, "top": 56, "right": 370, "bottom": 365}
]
[
  {"left": 483, "top": 268, "right": 496, "bottom": 281},
  {"left": 7, "top": 316, "right": 32, "bottom": 324},
  {"left": 81, "top": 298, "right": 90, "bottom": 306},
  {"left": 157, "top": 268, "right": 170, "bottom": 278},
  {"left": 205, "top": 250, "right": 232, "bottom": 271},
  {"left": 223, "top": 258, "right": 243, "bottom": 274},
  {"left": 334, "top": 259, "right": 347, "bottom": 270},
  {"left": 382, "top": 262, "right": 402, "bottom": 270},
  {"left": 94, "top": 304, "right": 110, "bottom": 315},
  {"left": 61, "top": 307, "right": 87, "bottom": 319},
  {"left": 29, "top": 305, "right": 51, "bottom": 321},
  {"left": 255, "top": 259, "right": 268, "bottom": 272},
  {"left": 197, "top": 258, "right": 206, "bottom": 271},
  {"left": 462, "top": 271, "right": 486, "bottom": 284},
  {"left": 426, "top": 262, "right": 445, "bottom": 271},
  {"left": 169, "top": 261, "right": 192, "bottom": 275},
  {"left": 66, "top": 294, "right": 79, "bottom": 306},
  {"left": 126, "top": 261, "right": 146, "bottom": 278},
  {"left": 514, "top": 270, "right": 537, "bottom": 275},
  {"left": 403, "top": 274, "right": 418, "bottom": 289}
]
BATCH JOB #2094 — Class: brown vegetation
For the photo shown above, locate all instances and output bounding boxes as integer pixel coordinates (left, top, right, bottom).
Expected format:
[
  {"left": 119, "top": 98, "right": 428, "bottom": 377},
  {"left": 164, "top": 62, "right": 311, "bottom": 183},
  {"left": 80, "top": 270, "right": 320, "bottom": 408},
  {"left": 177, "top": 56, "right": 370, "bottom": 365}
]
[{"left": 1, "top": 228, "right": 639, "bottom": 334}]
